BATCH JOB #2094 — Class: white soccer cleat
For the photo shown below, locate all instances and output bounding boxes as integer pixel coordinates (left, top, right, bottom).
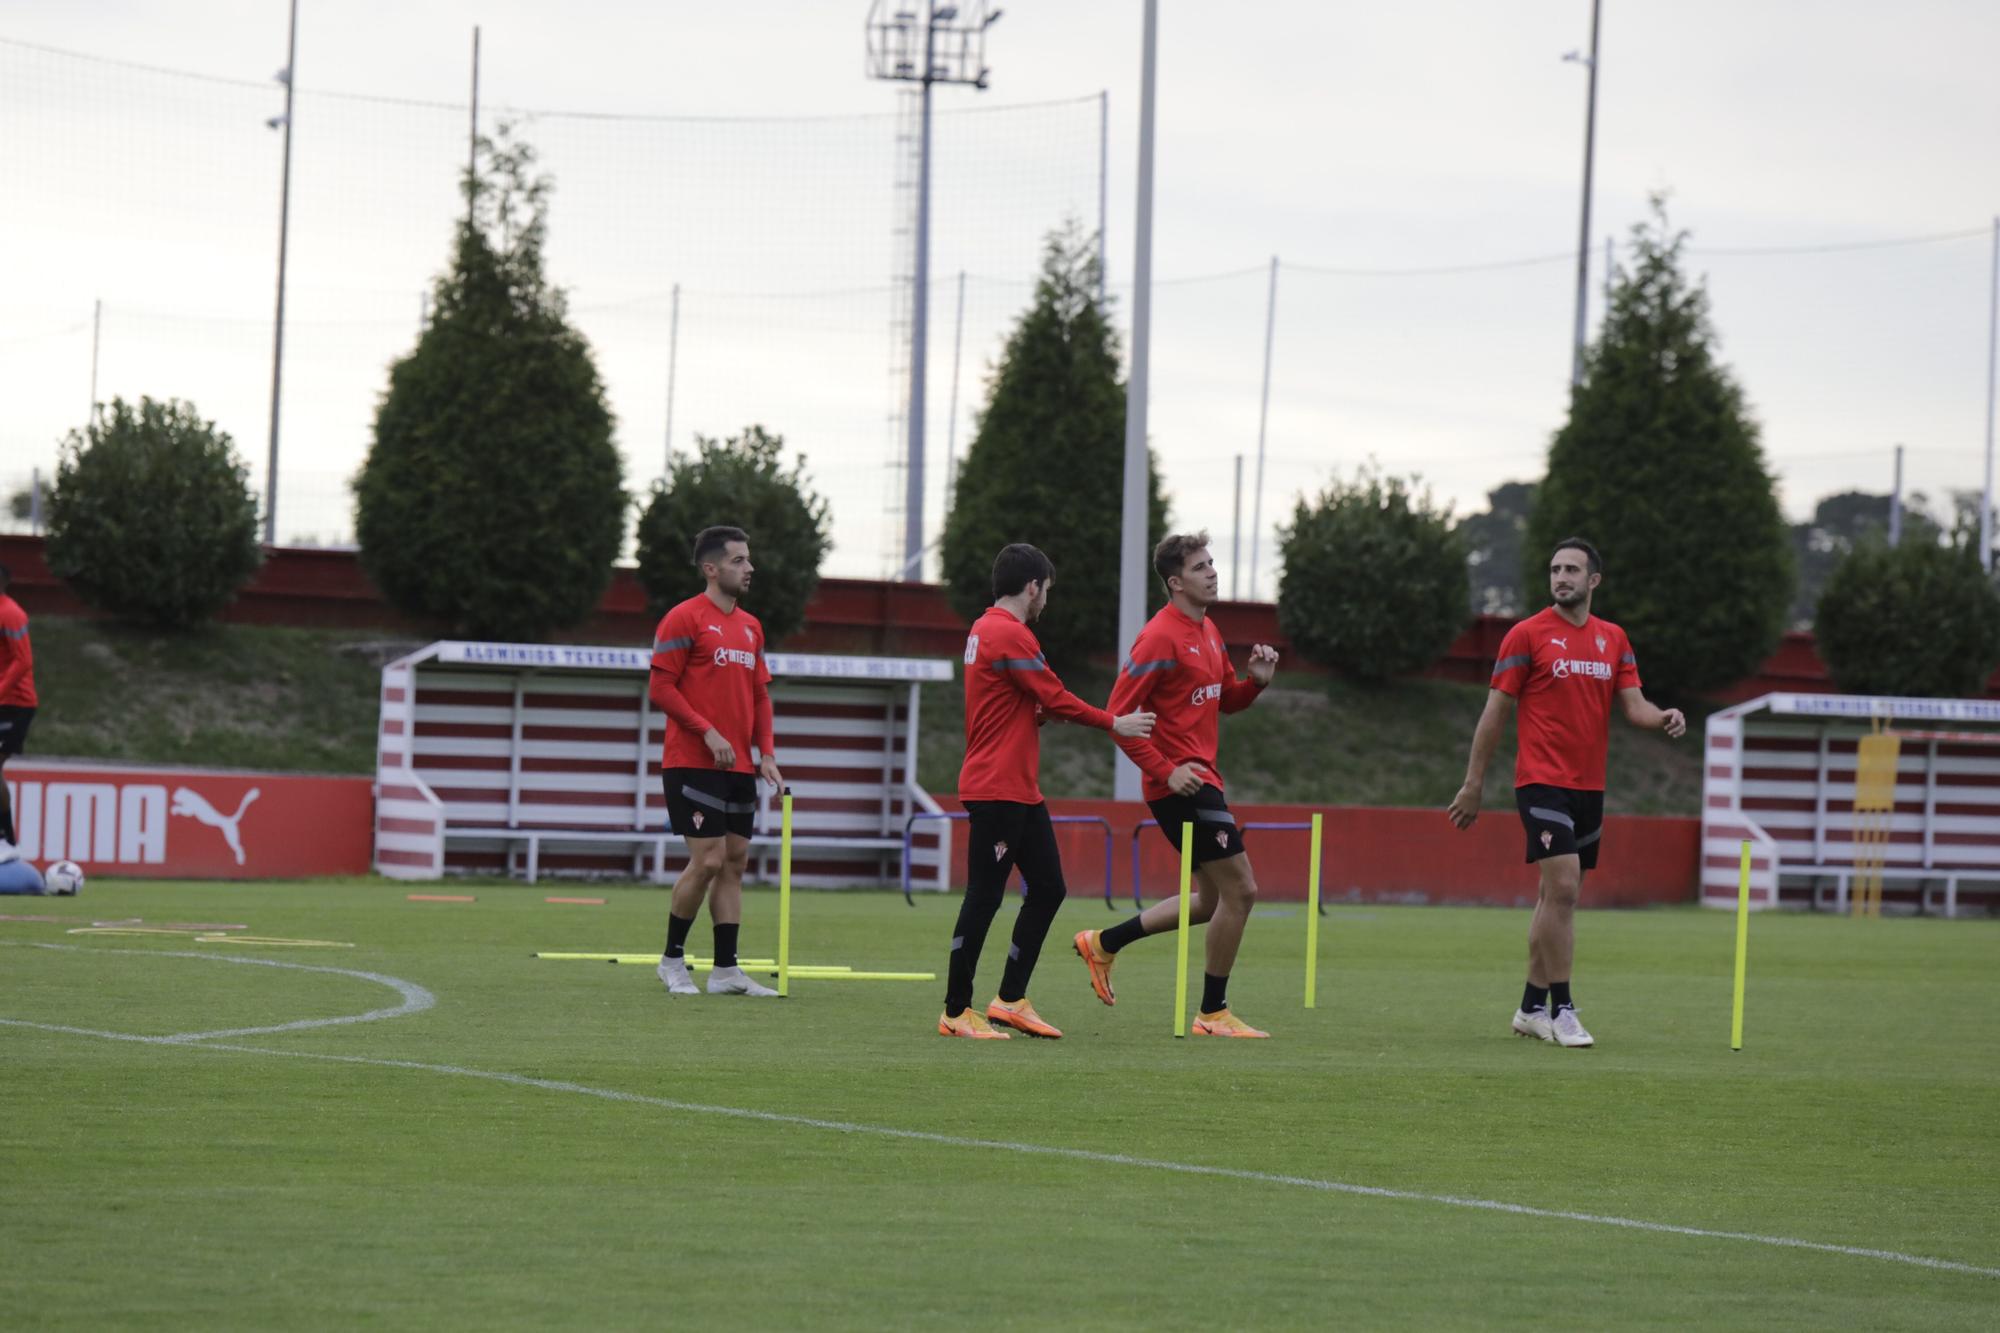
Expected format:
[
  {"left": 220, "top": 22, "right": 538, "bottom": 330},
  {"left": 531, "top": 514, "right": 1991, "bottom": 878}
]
[
  {"left": 1551, "top": 1007, "right": 1595, "bottom": 1048},
  {"left": 705, "top": 964, "right": 778, "bottom": 997},
  {"left": 1511, "top": 1006, "right": 1554, "bottom": 1042},
  {"left": 657, "top": 956, "right": 699, "bottom": 995}
]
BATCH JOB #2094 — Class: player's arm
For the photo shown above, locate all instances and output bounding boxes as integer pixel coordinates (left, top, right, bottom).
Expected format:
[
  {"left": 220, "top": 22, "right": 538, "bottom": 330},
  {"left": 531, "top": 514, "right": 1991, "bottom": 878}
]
[
  {"left": 1618, "top": 688, "right": 1686, "bottom": 738},
  {"left": 1107, "top": 637, "right": 1177, "bottom": 781},
  {"left": 1006, "top": 635, "right": 1153, "bottom": 737},
  {"left": 1220, "top": 643, "right": 1277, "bottom": 711},
  {"left": 753, "top": 650, "right": 783, "bottom": 787},
  {"left": 648, "top": 612, "right": 729, "bottom": 765},
  {"left": 1449, "top": 630, "right": 1530, "bottom": 829},
  {"left": 1447, "top": 689, "right": 1516, "bottom": 829}
]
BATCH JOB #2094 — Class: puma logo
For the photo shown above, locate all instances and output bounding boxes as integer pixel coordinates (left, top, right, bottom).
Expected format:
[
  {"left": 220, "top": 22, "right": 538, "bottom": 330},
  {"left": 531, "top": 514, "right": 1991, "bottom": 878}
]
[
  {"left": 170, "top": 787, "right": 261, "bottom": 867},
  {"left": 1550, "top": 636, "right": 1568, "bottom": 650}
]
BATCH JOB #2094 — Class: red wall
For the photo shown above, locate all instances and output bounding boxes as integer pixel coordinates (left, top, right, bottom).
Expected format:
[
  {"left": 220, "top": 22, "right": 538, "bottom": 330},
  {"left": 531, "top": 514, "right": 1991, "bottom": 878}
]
[{"left": 935, "top": 795, "right": 1698, "bottom": 908}]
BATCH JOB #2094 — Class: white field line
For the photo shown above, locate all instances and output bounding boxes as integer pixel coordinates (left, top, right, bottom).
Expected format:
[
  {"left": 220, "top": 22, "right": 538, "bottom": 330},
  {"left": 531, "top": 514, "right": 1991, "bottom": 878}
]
[{"left": 1, "top": 944, "right": 1995, "bottom": 1281}]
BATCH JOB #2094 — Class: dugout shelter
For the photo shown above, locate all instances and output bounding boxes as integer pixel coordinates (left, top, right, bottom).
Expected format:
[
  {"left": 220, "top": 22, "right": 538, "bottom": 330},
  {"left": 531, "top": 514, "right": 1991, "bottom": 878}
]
[
  {"left": 373, "top": 641, "right": 954, "bottom": 888},
  {"left": 1701, "top": 692, "right": 2000, "bottom": 916}
]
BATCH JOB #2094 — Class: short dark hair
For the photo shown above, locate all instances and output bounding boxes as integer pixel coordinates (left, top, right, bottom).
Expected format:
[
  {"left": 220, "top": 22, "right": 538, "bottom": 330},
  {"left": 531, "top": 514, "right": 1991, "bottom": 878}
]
[
  {"left": 1550, "top": 537, "right": 1602, "bottom": 577},
  {"left": 692, "top": 525, "right": 749, "bottom": 570},
  {"left": 990, "top": 543, "right": 1053, "bottom": 600},
  {"left": 1153, "top": 531, "right": 1212, "bottom": 589}
]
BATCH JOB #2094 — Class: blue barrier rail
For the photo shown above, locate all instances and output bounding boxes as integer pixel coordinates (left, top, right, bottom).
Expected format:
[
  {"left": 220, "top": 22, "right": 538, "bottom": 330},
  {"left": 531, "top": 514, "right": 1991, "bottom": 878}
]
[
  {"left": 1128, "top": 818, "right": 1327, "bottom": 914},
  {"left": 902, "top": 810, "right": 1117, "bottom": 907}
]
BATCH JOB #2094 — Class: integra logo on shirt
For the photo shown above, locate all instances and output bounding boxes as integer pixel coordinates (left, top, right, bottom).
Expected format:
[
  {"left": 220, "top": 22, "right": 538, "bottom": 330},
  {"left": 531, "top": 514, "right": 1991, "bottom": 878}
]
[
  {"left": 1550, "top": 657, "right": 1612, "bottom": 681},
  {"left": 1190, "top": 683, "right": 1223, "bottom": 707},
  {"left": 712, "top": 647, "right": 758, "bottom": 669}
]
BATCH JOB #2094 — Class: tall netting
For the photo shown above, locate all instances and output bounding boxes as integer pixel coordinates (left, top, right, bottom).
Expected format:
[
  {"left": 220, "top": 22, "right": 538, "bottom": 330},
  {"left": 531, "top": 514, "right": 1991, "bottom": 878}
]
[{"left": 3, "top": 37, "right": 1993, "bottom": 587}]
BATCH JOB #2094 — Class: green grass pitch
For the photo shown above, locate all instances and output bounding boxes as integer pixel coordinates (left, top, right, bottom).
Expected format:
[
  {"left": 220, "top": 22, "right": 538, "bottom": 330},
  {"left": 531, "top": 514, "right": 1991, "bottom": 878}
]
[{"left": 3, "top": 880, "right": 1996, "bottom": 1329}]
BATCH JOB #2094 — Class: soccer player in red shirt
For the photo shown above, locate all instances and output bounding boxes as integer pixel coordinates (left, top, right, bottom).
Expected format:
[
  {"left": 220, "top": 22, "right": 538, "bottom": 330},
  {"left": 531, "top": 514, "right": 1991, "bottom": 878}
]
[
  {"left": 0, "top": 562, "right": 37, "bottom": 865},
  {"left": 649, "top": 526, "right": 784, "bottom": 998},
  {"left": 1074, "top": 532, "right": 1280, "bottom": 1038},
  {"left": 1448, "top": 538, "right": 1685, "bottom": 1048},
  {"left": 939, "top": 544, "right": 1155, "bottom": 1040}
]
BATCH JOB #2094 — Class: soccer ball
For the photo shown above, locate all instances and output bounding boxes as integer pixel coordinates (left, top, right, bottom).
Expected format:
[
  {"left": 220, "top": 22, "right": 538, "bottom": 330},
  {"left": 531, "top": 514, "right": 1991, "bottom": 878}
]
[{"left": 44, "top": 860, "right": 84, "bottom": 896}]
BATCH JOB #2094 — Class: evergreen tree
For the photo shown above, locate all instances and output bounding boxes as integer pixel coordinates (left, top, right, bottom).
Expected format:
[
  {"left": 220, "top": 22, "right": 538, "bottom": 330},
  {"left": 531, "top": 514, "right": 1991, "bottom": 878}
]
[
  {"left": 1816, "top": 535, "right": 2000, "bottom": 697},
  {"left": 1457, "top": 480, "right": 1538, "bottom": 616},
  {"left": 1278, "top": 469, "right": 1467, "bottom": 682},
  {"left": 354, "top": 126, "right": 626, "bottom": 641},
  {"left": 633, "top": 426, "right": 832, "bottom": 645},
  {"left": 1525, "top": 197, "right": 1793, "bottom": 694},
  {"left": 45, "top": 396, "right": 262, "bottom": 629},
  {"left": 940, "top": 222, "right": 1167, "bottom": 669}
]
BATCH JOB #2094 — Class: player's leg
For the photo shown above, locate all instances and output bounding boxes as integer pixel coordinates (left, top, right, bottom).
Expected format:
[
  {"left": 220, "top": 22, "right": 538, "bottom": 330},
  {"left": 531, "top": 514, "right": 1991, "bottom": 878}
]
[
  {"left": 0, "top": 708, "right": 27, "bottom": 859},
  {"left": 1512, "top": 786, "right": 1581, "bottom": 1040},
  {"left": 660, "top": 769, "right": 730, "bottom": 994},
  {"left": 1073, "top": 793, "right": 1217, "bottom": 1005},
  {"left": 706, "top": 777, "right": 775, "bottom": 996},
  {"left": 941, "top": 802, "right": 1020, "bottom": 1037},
  {"left": 1185, "top": 810, "right": 1266, "bottom": 1037},
  {"left": 986, "top": 805, "right": 1068, "bottom": 1037},
  {"left": 0, "top": 753, "right": 15, "bottom": 859},
  {"left": 1543, "top": 792, "right": 1602, "bottom": 1046}
]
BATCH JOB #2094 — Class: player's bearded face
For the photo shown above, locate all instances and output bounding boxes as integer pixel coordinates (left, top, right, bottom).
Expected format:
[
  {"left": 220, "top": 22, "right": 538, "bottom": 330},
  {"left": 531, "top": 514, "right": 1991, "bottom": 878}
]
[
  {"left": 1549, "top": 553, "right": 1596, "bottom": 607},
  {"left": 714, "top": 543, "right": 754, "bottom": 597}
]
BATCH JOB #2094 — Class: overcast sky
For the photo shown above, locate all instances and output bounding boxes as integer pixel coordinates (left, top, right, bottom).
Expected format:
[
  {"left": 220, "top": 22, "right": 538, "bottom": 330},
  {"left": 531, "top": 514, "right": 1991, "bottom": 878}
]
[{"left": 3, "top": 1, "right": 1996, "bottom": 585}]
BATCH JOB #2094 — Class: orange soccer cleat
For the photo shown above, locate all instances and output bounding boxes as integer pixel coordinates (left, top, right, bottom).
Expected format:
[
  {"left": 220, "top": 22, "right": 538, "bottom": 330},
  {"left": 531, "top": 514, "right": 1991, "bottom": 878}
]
[
  {"left": 985, "top": 996, "right": 1062, "bottom": 1039},
  {"left": 1191, "top": 1008, "right": 1270, "bottom": 1039},
  {"left": 938, "top": 1009, "right": 1012, "bottom": 1039},
  {"left": 1072, "top": 929, "right": 1118, "bottom": 1006}
]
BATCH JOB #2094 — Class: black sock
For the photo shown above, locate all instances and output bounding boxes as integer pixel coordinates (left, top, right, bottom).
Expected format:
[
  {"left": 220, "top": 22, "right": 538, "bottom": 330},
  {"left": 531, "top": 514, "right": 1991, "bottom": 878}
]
[
  {"left": 1201, "top": 973, "right": 1229, "bottom": 1014},
  {"left": 1522, "top": 982, "right": 1550, "bottom": 1013},
  {"left": 1550, "top": 980, "right": 1573, "bottom": 1013},
  {"left": 1100, "top": 913, "right": 1153, "bottom": 955},
  {"left": 944, "top": 882, "right": 1007, "bottom": 1015},
  {"left": 664, "top": 912, "right": 695, "bottom": 959},
  {"left": 713, "top": 922, "right": 740, "bottom": 969}
]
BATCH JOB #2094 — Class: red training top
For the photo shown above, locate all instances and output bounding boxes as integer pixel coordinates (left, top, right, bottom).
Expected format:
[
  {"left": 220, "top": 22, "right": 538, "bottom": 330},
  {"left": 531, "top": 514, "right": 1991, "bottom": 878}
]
[
  {"left": 958, "top": 606, "right": 1112, "bottom": 804},
  {"left": 648, "top": 592, "right": 774, "bottom": 774},
  {"left": 1106, "top": 602, "right": 1264, "bottom": 802},
  {"left": 1489, "top": 605, "right": 1640, "bottom": 791},
  {"left": 0, "top": 594, "right": 35, "bottom": 708}
]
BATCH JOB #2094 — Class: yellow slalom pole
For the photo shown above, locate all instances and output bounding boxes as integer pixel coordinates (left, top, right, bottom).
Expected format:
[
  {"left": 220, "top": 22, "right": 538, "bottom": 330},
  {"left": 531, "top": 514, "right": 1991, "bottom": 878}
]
[
  {"left": 1731, "top": 839, "right": 1751, "bottom": 1051},
  {"left": 1304, "top": 812, "right": 1323, "bottom": 1009},
  {"left": 1173, "top": 822, "right": 1193, "bottom": 1038},
  {"left": 778, "top": 789, "right": 794, "bottom": 999}
]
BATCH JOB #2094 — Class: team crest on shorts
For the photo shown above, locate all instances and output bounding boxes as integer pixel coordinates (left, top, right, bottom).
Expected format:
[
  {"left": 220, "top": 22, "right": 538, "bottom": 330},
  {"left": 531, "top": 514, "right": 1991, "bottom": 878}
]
[
  {"left": 1540, "top": 830, "right": 1553, "bottom": 849},
  {"left": 1216, "top": 829, "right": 1229, "bottom": 849},
  {"left": 692, "top": 811, "right": 705, "bottom": 830},
  {"left": 993, "top": 840, "right": 1008, "bottom": 861}
]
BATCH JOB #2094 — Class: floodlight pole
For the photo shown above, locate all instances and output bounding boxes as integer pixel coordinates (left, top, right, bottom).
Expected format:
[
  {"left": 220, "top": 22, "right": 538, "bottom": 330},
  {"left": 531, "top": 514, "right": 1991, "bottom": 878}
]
[
  {"left": 866, "top": 3, "right": 998, "bottom": 581},
  {"left": 1983, "top": 215, "right": 1998, "bottom": 572},
  {"left": 945, "top": 270, "right": 967, "bottom": 505},
  {"left": 1889, "top": 444, "right": 1904, "bottom": 549},
  {"left": 263, "top": 0, "right": 299, "bottom": 546},
  {"left": 1115, "top": 0, "right": 1159, "bottom": 803},
  {"left": 1097, "top": 89, "right": 1110, "bottom": 308},
  {"left": 1567, "top": 0, "right": 1602, "bottom": 394},
  {"left": 468, "top": 26, "right": 481, "bottom": 223},
  {"left": 664, "top": 282, "right": 681, "bottom": 474},
  {"left": 1249, "top": 255, "right": 1278, "bottom": 602},
  {"left": 88, "top": 297, "right": 101, "bottom": 426}
]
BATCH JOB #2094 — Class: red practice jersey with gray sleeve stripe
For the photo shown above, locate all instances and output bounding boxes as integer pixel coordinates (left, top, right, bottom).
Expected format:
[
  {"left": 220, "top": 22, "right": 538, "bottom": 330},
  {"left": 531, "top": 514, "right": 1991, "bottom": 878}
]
[
  {"left": 1489, "top": 606, "right": 1640, "bottom": 791},
  {"left": 1105, "top": 603, "right": 1264, "bottom": 802},
  {"left": 957, "top": 606, "right": 1112, "bottom": 803}
]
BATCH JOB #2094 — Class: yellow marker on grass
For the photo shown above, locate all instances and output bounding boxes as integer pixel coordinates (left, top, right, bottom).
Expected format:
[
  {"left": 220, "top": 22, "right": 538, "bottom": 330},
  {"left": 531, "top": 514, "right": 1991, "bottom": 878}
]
[
  {"left": 1304, "top": 812, "right": 1323, "bottom": 1009},
  {"left": 778, "top": 788, "right": 795, "bottom": 998},
  {"left": 1731, "top": 839, "right": 1751, "bottom": 1051},
  {"left": 1173, "top": 821, "right": 1193, "bottom": 1038}
]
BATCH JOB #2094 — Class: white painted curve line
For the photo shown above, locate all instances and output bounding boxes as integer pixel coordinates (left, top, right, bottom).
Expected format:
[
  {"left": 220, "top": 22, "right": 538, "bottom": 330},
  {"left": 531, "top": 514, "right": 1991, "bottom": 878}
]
[
  {"left": 0, "top": 941, "right": 435, "bottom": 1042},
  {"left": 2, "top": 944, "right": 1993, "bottom": 1282}
]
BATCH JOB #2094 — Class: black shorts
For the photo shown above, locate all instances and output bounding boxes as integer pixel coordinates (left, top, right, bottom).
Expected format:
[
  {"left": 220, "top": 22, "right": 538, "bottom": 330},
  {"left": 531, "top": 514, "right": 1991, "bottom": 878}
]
[
  {"left": 664, "top": 767, "right": 757, "bottom": 840},
  {"left": 963, "top": 801, "right": 1067, "bottom": 899},
  {"left": 0, "top": 707, "right": 33, "bottom": 759},
  {"left": 1146, "top": 783, "right": 1245, "bottom": 866},
  {"left": 1516, "top": 784, "right": 1605, "bottom": 870}
]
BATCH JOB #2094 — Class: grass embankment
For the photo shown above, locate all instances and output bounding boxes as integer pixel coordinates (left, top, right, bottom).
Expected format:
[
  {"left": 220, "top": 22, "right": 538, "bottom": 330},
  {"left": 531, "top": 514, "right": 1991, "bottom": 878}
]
[
  {"left": 26, "top": 617, "right": 1706, "bottom": 813},
  {"left": 24, "top": 617, "right": 410, "bottom": 774}
]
